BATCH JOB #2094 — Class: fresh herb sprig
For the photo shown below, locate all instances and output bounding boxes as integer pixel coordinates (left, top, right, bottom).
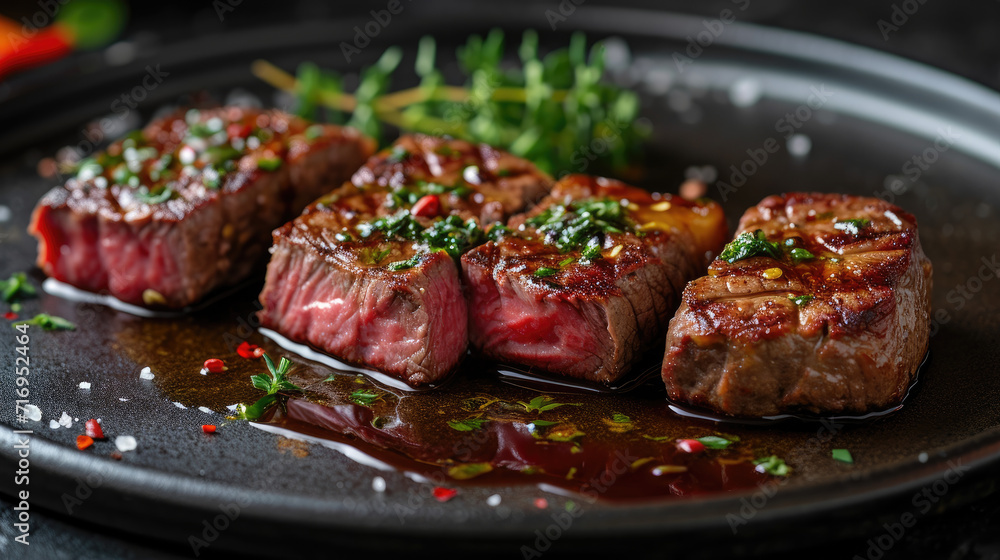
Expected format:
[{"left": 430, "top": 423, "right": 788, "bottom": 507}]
[
  {"left": 358, "top": 211, "right": 486, "bottom": 261},
  {"left": 237, "top": 354, "right": 302, "bottom": 420},
  {"left": 1, "top": 272, "right": 36, "bottom": 303},
  {"left": 251, "top": 30, "right": 647, "bottom": 176},
  {"left": 719, "top": 230, "right": 782, "bottom": 263},
  {"left": 12, "top": 313, "right": 75, "bottom": 331},
  {"left": 526, "top": 198, "right": 634, "bottom": 258}
]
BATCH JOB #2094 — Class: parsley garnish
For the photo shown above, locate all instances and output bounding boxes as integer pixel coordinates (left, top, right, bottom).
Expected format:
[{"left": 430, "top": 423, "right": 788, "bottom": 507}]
[
  {"left": 447, "top": 418, "right": 488, "bottom": 432},
  {"left": 388, "top": 254, "right": 422, "bottom": 271},
  {"left": 534, "top": 267, "right": 557, "bottom": 278},
  {"left": 358, "top": 212, "right": 484, "bottom": 260},
  {"left": 526, "top": 199, "right": 633, "bottom": 256},
  {"left": 238, "top": 354, "right": 302, "bottom": 421},
  {"left": 134, "top": 185, "right": 176, "bottom": 205},
  {"left": 719, "top": 230, "right": 782, "bottom": 263},
  {"left": 0, "top": 272, "right": 36, "bottom": 303},
  {"left": 612, "top": 413, "right": 631, "bottom": 423},
  {"left": 789, "top": 247, "right": 815, "bottom": 262},
  {"left": 834, "top": 218, "right": 871, "bottom": 235},
  {"left": 349, "top": 390, "right": 381, "bottom": 406},
  {"left": 486, "top": 223, "right": 511, "bottom": 242},
  {"left": 256, "top": 157, "right": 282, "bottom": 171},
  {"left": 754, "top": 455, "right": 791, "bottom": 476},
  {"left": 789, "top": 294, "right": 815, "bottom": 306},
  {"left": 696, "top": 435, "right": 738, "bottom": 450},
  {"left": 831, "top": 449, "right": 854, "bottom": 464},
  {"left": 518, "top": 395, "right": 581, "bottom": 413},
  {"left": 12, "top": 313, "right": 75, "bottom": 331},
  {"left": 387, "top": 145, "right": 410, "bottom": 163}
]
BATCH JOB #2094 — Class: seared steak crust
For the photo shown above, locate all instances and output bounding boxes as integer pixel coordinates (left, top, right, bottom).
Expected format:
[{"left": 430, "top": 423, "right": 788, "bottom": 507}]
[
  {"left": 661, "top": 193, "right": 933, "bottom": 417},
  {"left": 462, "top": 175, "right": 728, "bottom": 383},
  {"left": 258, "top": 135, "right": 553, "bottom": 385},
  {"left": 29, "top": 107, "right": 374, "bottom": 308}
]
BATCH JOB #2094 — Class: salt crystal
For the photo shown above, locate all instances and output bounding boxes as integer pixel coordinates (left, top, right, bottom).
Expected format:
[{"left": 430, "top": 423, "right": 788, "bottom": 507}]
[
  {"left": 59, "top": 412, "right": 72, "bottom": 428},
  {"left": 119, "top": 397, "right": 129, "bottom": 402},
  {"left": 372, "top": 476, "right": 386, "bottom": 493},
  {"left": 198, "top": 407, "right": 213, "bottom": 414},
  {"left": 79, "top": 382, "right": 91, "bottom": 390},
  {"left": 173, "top": 402, "right": 187, "bottom": 409},
  {"left": 226, "top": 404, "right": 239, "bottom": 412},
  {"left": 486, "top": 494, "right": 502, "bottom": 507},
  {"left": 115, "top": 435, "right": 137, "bottom": 452},
  {"left": 787, "top": 134, "right": 812, "bottom": 157},
  {"left": 139, "top": 367, "right": 154, "bottom": 380},
  {"left": 918, "top": 452, "right": 928, "bottom": 463},
  {"left": 729, "top": 78, "right": 762, "bottom": 108},
  {"left": 22, "top": 404, "right": 42, "bottom": 422},
  {"left": 49, "top": 420, "right": 60, "bottom": 429}
]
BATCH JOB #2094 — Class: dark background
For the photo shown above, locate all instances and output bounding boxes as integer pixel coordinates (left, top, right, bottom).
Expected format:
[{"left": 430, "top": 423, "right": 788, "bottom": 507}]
[{"left": 2, "top": 1, "right": 999, "bottom": 559}]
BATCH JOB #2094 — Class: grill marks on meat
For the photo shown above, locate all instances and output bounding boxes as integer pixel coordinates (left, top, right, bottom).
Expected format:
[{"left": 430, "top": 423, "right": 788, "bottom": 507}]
[
  {"left": 661, "top": 193, "right": 933, "bottom": 417},
  {"left": 29, "top": 107, "right": 374, "bottom": 308},
  {"left": 462, "top": 175, "right": 728, "bottom": 383},
  {"left": 258, "top": 135, "right": 554, "bottom": 385}
]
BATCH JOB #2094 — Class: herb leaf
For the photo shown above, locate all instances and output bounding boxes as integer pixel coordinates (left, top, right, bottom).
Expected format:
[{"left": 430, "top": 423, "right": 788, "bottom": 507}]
[
  {"left": 12, "top": 313, "right": 75, "bottom": 331},
  {"left": 447, "top": 462, "right": 493, "bottom": 480},
  {"left": 0, "top": 272, "right": 36, "bottom": 303},
  {"left": 719, "top": 230, "right": 782, "bottom": 263},
  {"left": 350, "top": 390, "right": 381, "bottom": 406},
  {"left": 518, "top": 395, "right": 581, "bottom": 413},
  {"left": 612, "top": 413, "right": 631, "bottom": 423},
  {"left": 754, "top": 455, "right": 791, "bottom": 476},
  {"left": 696, "top": 435, "right": 736, "bottom": 450},
  {"left": 534, "top": 267, "right": 557, "bottom": 278},
  {"left": 831, "top": 448, "right": 854, "bottom": 464},
  {"left": 526, "top": 198, "right": 633, "bottom": 255},
  {"left": 447, "top": 417, "right": 488, "bottom": 432},
  {"left": 834, "top": 218, "right": 871, "bottom": 235},
  {"left": 789, "top": 247, "right": 815, "bottom": 262},
  {"left": 789, "top": 294, "right": 815, "bottom": 306}
]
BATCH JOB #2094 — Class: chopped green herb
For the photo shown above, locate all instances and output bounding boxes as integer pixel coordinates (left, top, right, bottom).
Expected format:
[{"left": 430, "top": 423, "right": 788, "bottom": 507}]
[
  {"left": 420, "top": 215, "right": 485, "bottom": 258},
  {"left": 201, "top": 145, "right": 241, "bottom": 165},
  {"left": 388, "top": 254, "right": 422, "bottom": 271},
  {"left": 558, "top": 257, "right": 575, "bottom": 267},
  {"left": 611, "top": 413, "right": 631, "bottom": 423},
  {"left": 788, "top": 294, "right": 815, "bottom": 306},
  {"left": 387, "top": 145, "right": 410, "bottom": 162},
  {"left": 696, "top": 436, "right": 736, "bottom": 450},
  {"left": 719, "top": 230, "right": 782, "bottom": 263},
  {"left": 250, "top": 354, "right": 302, "bottom": 395},
  {"left": 447, "top": 417, "right": 488, "bottom": 432},
  {"left": 334, "top": 232, "right": 354, "bottom": 242},
  {"left": 134, "top": 185, "right": 175, "bottom": 205},
  {"left": 304, "top": 124, "right": 325, "bottom": 140},
  {"left": 322, "top": 374, "right": 338, "bottom": 383},
  {"left": 834, "top": 218, "right": 871, "bottom": 235},
  {"left": 371, "top": 416, "right": 387, "bottom": 429},
  {"left": 526, "top": 198, "right": 633, "bottom": 256},
  {"left": 75, "top": 158, "right": 103, "bottom": 181},
  {"left": 0, "top": 272, "right": 36, "bottom": 303},
  {"left": 789, "top": 247, "right": 815, "bottom": 262},
  {"left": 350, "top": 390, "right": 381, "bottom": 406},
  {"left": 545, "top": 423, "right": 585, "bottom": 443},
  {"left": 642, "top": 435, "right": 671, "bottom": 442},
  {"left": 486, "top": 223, "right": 512, "bottom": 242},
  {"left": 447, "top": 462, "right": 494, "bottom": 480},
  {"left": 528, "top": 419, "right": 560, "bottom": 428},
  {"left": 12, "top": 313, "right": 75, "bottom": 331},
  {"left": 534, "top": 267, "right": 557, "bottom": 278},
  {"left": 518, "top": 395, "right": 581, "bottom": 413},
  {"left": 754, "top": 455, "right": 791, "bottom": 477},
  {"left": 256, "top": 157, "right": 282, "bottom": 171},
  {"left": 831, "top": 449, "right": 854, "bottom": 464}
]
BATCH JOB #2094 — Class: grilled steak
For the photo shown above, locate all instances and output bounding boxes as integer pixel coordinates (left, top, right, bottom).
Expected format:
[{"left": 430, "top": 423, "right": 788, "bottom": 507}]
[
  {"left": 462, "top": 175, "right": 728, "bottom": 383},
  {"left": 661, "top": 193, "right": 933, "bottom": 417},
  {"left": 258, "top": 135, "right": 553, "bottom": 385},
  {"left": 29, "top": 107, "right": 374, "bottom": 308}
]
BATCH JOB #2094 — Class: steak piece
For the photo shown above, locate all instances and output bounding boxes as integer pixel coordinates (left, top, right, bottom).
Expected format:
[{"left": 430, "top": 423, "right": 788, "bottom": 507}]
[
  {"left": 661, "top": 193, "right": 933, "bottom": 417},
  {"left": 29, "top": 107, "right": 374, "bottom": 308},
  {"left": 462, "top": 175, "right": 728, "bottom": 383},
  {"left": 258, "top": 135, "right": 553, "bottom": 385}
]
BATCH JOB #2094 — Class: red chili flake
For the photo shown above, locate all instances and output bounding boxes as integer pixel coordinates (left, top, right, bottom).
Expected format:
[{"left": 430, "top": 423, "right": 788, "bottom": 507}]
[
  {"left": 85, "top": 419, "right": 105, "bottom": 439},
  {"left": 226, "top": 122, "right": 253, "bottom": 139},
  {"left": 411, "top": 194, "right": 440, "bottom": 218},
  {"left": 677, "top": 439, "right": 706, "bottom": 454},
  {"left": 202, "top": 424, "right": 217, "bottom": 434},
  {"left": 237, "top": 341, "right": 265, "bottom": 359},
  {"left": 4, "top": 311, "right": 17, "bottom": 320},
  {"left": 203, "top": 358, "right": 226, "bottom": 373},
  {"left": 533, "top": 498, "right": 549, "bottom": 509},
  {"left": 432, "top": 487, "right": 458, "bottom": 502},
  {"left": 76, "top": 435, "right": 94, "bottom": 450},
  {"left": 110, "top": 451, "right": 123, "bottom": 461}
]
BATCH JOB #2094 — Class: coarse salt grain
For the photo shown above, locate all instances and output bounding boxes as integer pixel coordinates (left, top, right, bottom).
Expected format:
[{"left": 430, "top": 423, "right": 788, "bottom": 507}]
[
  {"left": 372, "top": 476, "right": 386, "bottom": 493},
  {"left": 22, "top": 404, "right": 42, "bottom": 422},
  {"left": 486, "top": 494, "right": 502, "bottom": 507},
  {"left": 139, "top": 367, "right": 154, "bottom": 380},
  {"left": 173, "top": 402, "right": 187, "bottom": 409},
  {"left": 49, "top": 420, "right": 60, "bottom": 429},
  {"left": 198, "top": 406, "right": 213, "bottom": 414},
  {"left": 115, "top": 435, "right": 137, "bottom": 452},
  {"left": 79, "top": 382, "right": 91, "bottom": 390},
  {"left": 59, "top": 412, "right": 72, "bottom": 428}
]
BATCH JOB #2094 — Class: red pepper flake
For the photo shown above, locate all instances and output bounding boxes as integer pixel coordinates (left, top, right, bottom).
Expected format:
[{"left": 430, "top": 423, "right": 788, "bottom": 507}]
[
  {"left": 226, "top": 122, "right": 253, "bottom": 139},
  {"left": 110, "top": 451, "right": 123, "bottom": 461},
  {"left": 4, "top": 311, "right": 17, "bottom": 320},
  {"left": 432, "top": 486, "right": 458, "bottom": 502},
  {"left": 237, "top": 341, "right": 265, "bottom": 359},
  {"left": 76, "top": 435, "right": 94, "bottom": 450},
  {"left": 411, "top": 194, "right": 440, "bottom": 218},
  {"left": 533, "top": 498, "right": 549, "bottom": 509},
  {"left": 85, "top": 419, "right": 105, "bottom": 439},
  {"left": 202, "top": 424, "right": 217, "bottom": 434},
  {"left": 203, "top": 358, "right": 226, "bottom": 373},
  {"left": 676, "top": 439, "right": 706, "bottom": 454}
]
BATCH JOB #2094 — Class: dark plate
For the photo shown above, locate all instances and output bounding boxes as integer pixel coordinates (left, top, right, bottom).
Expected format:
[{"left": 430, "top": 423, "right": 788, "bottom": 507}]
[{"left": 2, "top": 6, "right": 1000, "bottom": 558}]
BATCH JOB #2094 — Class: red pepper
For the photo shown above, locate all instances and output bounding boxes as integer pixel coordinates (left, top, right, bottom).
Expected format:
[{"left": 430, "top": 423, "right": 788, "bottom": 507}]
[
  {"left": 4, "top": 311, "right": 17, "bottom": 320},
  {"left": 533, "top": 498, "right": 548, "bottom": 509},
  {"left": 676, "top": 439, "right": 706, "bottom": 454},
  {"left": 432, "top": 486, "right": 458, "bottom": 502},
  {"left": 226, "top": 122, "right": 253, "bottom": 139},
  {"left": 203, "top": 358, "right": 226, "bottom": 373},
  {"left": 85, "top": 419, "right": 105, "bottom": 439},
  {"left": 237, "top": 341, "right": 265, "bottom": 359},
  {"left": 202, "top": 425, "right": 217, "bottom": 434},
  {"left": 76, "top": 435, "right": 94, "bottom": 450},
  {"left": 411, "top": 194, "right": 440, "bottom": 218}
]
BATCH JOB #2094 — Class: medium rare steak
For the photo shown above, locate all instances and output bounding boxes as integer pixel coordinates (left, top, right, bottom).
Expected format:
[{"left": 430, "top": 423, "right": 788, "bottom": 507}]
[
  {"left": 29, "top": 107, "right": 374, "bottom": 308},
  {"left": 661, "top": 193, "right": 933, "bottom": 417},
  {"left": 258, "top": 135, "right": 553, "bottom": 385},
  {"left": 462, "top": 175, "right": 728, "bottom": 383}
]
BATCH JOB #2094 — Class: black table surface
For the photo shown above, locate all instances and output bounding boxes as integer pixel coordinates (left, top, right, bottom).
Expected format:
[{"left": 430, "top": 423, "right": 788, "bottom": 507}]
[{"left": 1, "top": 1, "right": 999, "bottom": 558}]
